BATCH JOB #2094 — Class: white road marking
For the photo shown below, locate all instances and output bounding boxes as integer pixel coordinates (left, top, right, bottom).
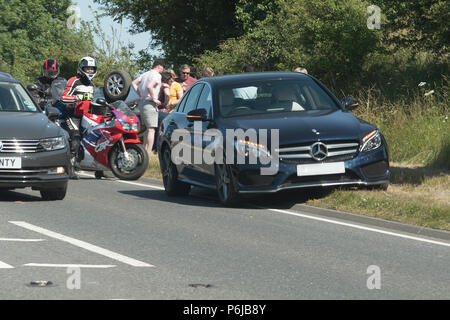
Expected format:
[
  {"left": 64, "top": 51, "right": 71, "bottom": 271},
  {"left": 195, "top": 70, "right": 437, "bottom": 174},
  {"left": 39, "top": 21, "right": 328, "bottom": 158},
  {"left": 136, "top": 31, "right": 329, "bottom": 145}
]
[
  {"left": 79, "top": 172, "right": 165, "bottom": 190},
  {"left": 263, "top": 207, "right": 450, "bottom": 248},
  {"left": 0, "top": 260, "right": 14, "bottom": 269},
  {"left": 9, "top": 221, "right": 154, "bottom": 267},
  {"left": 103, "top": 178, "right": 450, "bottom": 249},
  {"left": 24, "top": 263, "right": 116, "bottom": 268},
  {"left": 0, "top": 238, "right": 45, "bottom": 242}
]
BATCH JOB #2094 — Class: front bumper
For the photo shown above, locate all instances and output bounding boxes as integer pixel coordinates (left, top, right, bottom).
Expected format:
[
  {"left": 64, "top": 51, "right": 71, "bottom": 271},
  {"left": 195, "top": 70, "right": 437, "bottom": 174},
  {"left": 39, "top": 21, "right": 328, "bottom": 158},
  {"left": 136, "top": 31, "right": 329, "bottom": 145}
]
[
  {"left": 233, "top": 146, "right": 389, "bottom": 194},
  {"left": 0, "top": 148, "right": 70, "bottom": 190}
]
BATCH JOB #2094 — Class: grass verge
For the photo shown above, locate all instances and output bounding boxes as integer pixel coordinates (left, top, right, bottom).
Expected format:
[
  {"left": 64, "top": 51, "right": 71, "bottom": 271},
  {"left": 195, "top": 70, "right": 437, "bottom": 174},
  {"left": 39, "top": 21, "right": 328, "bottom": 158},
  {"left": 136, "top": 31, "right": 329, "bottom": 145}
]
[{"left": 307, "top": 163, "right": 450, "bottom": 231}]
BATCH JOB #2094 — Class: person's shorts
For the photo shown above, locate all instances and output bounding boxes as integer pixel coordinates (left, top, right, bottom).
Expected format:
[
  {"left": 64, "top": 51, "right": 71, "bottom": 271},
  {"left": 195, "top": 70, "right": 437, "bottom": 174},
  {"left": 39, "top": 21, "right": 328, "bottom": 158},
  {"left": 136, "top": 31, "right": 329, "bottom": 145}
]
[{"left": 138, "top": 100, "right": 158, "bottom": 128}]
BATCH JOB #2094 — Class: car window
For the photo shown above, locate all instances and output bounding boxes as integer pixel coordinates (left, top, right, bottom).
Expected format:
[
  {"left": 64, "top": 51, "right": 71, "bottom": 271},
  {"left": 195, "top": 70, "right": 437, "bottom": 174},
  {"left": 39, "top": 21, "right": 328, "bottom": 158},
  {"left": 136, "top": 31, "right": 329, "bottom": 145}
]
[
  {"left": 176, "top": 90, "right": 189, "bottom": 113},
  {"left": 182, "top": 84, "right": 204, "bottom": 114},
  {"left": 218, "top": 79, "right": 339, "bottom": 118},
  {"left": 0, "top": 82, "right": 38, "bottom": 112},
  {"left": 196, "top": 85, "right": 213, "bottom": 118}
]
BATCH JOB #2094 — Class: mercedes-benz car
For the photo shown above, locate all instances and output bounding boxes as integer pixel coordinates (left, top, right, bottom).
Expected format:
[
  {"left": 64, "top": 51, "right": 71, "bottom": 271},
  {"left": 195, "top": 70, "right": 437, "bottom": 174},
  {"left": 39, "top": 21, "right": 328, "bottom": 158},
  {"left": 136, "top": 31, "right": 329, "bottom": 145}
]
[
  {"left": 158, "top": 72, "right": 389, "bottom": 206},
  {"left": 0, "top": 72, "right": 70, "bottom": 200}
]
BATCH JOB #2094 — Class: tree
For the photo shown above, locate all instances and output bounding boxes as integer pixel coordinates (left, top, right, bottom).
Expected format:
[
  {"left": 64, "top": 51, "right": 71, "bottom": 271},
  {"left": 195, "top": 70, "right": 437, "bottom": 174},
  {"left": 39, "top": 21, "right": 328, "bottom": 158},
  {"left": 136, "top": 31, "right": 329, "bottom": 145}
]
[
  {"left": 376, "top": 0, "right": 449, "bottom": 54},
  {"left": 94, "top": 0, "right": 243, "bottom": 67},
  {"left": 0, "top": 0, "right": 93, "bottom": 84},
  {"left": 195, "top": 0, "right": 380, "bottom": 88}
]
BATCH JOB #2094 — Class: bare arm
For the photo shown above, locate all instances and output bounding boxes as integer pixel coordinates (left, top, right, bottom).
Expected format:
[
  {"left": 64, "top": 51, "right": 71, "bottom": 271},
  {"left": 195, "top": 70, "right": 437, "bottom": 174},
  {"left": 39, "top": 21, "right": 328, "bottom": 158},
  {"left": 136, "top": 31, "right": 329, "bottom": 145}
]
[
  {"left": 147, "top": 79, "right": 161, "bottom": 105},
  {"left": 131, "top": 77, "right": 141, "bottom": 97}
]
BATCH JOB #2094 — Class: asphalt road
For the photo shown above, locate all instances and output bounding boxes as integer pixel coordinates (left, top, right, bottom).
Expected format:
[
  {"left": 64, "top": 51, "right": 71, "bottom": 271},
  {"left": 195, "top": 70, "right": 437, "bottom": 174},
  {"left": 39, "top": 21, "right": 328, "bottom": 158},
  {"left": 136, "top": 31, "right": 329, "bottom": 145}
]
[{"left": 1, "top": 173, "right": 449, "bottom": 300}]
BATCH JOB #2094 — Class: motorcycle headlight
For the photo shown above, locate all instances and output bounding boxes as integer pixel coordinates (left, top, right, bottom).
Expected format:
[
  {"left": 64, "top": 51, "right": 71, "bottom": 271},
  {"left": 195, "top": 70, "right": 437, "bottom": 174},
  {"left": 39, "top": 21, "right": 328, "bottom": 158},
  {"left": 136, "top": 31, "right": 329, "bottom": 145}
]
[
  {"left": 121, "top": 122, "right": 139, "bottom": 132},
  {"left": 360, "top": 130, "right": 382, "bottom": 152},
  {"left": 40, "top": 136, "right": 66, "bottom": 151},
  {"left": 235, "top": 139, "right": 271, "bottom": 160}
]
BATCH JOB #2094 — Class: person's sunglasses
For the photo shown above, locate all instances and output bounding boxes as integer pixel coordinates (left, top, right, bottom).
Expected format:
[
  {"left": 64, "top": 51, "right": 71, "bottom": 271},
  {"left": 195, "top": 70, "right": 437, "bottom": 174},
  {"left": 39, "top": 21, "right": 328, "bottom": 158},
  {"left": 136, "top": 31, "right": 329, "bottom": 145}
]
[{"left": 182, "top": 72, "right": 190, "bottom": 75}]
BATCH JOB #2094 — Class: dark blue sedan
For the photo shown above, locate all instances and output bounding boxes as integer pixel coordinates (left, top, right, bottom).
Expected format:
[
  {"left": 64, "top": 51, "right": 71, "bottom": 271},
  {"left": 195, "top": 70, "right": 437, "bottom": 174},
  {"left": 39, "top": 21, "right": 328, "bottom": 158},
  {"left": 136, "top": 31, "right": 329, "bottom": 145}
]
[{"left": 158, "top": 72, "right": 389, "bottom": 206}]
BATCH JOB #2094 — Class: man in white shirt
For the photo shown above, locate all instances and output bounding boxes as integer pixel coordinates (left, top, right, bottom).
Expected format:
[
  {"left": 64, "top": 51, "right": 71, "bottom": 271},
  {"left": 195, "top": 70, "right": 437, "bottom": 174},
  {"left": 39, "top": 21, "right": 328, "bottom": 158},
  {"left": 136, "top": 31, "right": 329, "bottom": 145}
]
[
  {"left": 233, "top": 64, "right": 258, "bottom": 100},
  {"left": 132, "top": 59, "right": 165, "bottom": 154}
]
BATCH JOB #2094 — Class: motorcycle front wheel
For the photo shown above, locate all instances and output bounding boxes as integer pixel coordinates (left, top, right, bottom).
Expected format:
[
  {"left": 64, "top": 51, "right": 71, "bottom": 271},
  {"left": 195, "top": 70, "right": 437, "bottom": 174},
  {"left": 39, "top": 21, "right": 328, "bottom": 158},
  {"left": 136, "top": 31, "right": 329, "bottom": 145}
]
[{"left": 109, "top": 143, "right": 149, "bottom": 180}]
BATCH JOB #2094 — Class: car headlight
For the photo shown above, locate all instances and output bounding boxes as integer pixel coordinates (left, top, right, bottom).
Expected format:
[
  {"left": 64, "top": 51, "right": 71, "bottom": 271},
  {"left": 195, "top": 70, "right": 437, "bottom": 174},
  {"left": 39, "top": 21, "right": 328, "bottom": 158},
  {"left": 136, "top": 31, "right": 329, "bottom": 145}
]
[
  {"left": 235, "top": 139, "right": 271, "bottom": 160},
  {"left": 360, "top": 130, "right": 382, "bottom": 152},
  {"left": 40, "top": 136, "right": 66, "bottom": 151}
]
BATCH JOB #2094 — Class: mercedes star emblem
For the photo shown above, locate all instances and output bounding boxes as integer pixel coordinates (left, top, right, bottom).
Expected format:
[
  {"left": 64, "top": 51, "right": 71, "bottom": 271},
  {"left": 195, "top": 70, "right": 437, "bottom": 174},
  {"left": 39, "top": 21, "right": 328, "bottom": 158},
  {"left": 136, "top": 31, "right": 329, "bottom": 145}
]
[{"left": 310, "top": 142, "right": 328, "bottom": 161}]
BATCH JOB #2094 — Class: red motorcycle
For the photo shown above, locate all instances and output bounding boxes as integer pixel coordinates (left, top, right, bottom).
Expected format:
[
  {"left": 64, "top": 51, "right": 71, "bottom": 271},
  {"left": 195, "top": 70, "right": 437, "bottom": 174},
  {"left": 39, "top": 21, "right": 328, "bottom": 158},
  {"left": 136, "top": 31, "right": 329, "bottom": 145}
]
[{"left": 75, "top": 98, "right": 149, "bottom": 180}]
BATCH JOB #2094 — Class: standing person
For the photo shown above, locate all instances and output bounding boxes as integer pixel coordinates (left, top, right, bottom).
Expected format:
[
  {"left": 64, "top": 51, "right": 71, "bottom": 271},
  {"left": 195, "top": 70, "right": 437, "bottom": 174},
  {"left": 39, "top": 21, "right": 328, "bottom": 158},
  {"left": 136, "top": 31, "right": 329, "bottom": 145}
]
[
  {"left": 157, "top": 71, "right": 173, "bottom": 114},
  {"left": 233, "top": 64, "right": 258, "bottom": 99},
  {"left": 168, "top": 69, "right": 183, "bottom": 111},
  {"left": 294, "top": 67, "right": 308, "bottom": 74},
  {"left": 201, "top": 66, "right": 214, "bottom": 78},
  {"left": 174, "top": 64, "right": 197, "bottom": 93},
  {"left": 131, "top": 59, "right": 165, "bottom": 155}
]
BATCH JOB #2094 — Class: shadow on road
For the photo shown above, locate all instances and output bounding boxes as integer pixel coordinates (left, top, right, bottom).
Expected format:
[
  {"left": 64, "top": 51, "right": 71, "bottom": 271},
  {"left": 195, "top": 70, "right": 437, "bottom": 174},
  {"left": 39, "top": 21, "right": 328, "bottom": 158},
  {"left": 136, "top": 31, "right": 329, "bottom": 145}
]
[
  {"left": 0, "top": 190, "right": 42, "bottom": 202},
  {"left": 118, "top": 184, "right": 334, "bottom": 211}
]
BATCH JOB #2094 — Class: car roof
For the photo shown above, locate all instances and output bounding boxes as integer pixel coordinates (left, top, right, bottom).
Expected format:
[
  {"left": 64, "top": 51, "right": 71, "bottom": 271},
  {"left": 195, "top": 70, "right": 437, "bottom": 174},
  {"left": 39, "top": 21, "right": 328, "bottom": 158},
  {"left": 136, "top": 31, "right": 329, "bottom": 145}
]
[
  {"left": 200, "top": 72, "right": 311, "bottom": 88},
  {"left": 0, "top": 72, "right": 19, "bottom": 83}
]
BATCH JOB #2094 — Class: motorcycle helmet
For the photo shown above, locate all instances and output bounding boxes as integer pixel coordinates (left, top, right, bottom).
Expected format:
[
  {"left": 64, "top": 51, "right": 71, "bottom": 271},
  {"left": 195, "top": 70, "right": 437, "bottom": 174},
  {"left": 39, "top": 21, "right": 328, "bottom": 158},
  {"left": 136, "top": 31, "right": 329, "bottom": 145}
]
[
  {"left": 78, "top": 56, "right": 97, "bottom": 81},
  {"left": 42, "top": 59, "right": 60, "bottom": 79}
]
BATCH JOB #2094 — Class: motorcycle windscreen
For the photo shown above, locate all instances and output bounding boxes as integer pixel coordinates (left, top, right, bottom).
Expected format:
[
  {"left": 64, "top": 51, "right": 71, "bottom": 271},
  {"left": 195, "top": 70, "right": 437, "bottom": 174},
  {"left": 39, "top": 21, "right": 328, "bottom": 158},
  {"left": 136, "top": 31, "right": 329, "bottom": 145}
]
[
  {"left": 51, "top": 79, "right": 68, "bottom": 100},
  {"left": 110, "top": 100, "right": 136, "bottom": 117}
]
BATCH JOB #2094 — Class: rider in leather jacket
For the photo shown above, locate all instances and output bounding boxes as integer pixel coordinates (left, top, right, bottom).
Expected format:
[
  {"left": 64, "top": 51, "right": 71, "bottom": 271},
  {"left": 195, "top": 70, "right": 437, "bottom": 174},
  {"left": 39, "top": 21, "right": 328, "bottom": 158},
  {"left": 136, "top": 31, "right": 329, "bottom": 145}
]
[
  {"left": 32, "top": 59, "right": 66, "bottom": 109},
  {"left": 60, "top": 56, "right": 105, "bottom": 179}
]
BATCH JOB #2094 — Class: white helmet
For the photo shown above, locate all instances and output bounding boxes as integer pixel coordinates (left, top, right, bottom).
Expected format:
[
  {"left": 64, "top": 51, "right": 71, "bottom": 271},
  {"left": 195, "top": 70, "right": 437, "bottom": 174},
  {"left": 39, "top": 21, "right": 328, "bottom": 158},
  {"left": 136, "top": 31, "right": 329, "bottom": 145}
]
[{"left": 78, "top": 56, "right": 97, "bottom": 81}]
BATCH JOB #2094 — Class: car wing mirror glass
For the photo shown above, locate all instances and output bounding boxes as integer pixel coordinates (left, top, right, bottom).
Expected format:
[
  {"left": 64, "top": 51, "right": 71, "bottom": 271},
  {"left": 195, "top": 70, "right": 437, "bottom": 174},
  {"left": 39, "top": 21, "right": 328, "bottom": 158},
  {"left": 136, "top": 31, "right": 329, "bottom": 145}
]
[
  {"left": 96, "top": 98, "right": 107, "bottom": 106},
  {"left": 342, "top": 97, "right": 359, "bottom": 111},
  {"left": 46, "top": 106, "right": 60, "bottom": 121},
  {"left": 27, "top": 84, "right": 39, "bottom": 92}
]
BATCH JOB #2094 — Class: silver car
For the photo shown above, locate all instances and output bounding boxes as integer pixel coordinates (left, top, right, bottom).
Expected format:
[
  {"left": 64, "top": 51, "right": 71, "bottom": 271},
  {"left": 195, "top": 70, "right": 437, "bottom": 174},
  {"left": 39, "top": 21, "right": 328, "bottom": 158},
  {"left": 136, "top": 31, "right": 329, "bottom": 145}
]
[{"left": 0, "top": 72, "right": 70, "bottom": 200}]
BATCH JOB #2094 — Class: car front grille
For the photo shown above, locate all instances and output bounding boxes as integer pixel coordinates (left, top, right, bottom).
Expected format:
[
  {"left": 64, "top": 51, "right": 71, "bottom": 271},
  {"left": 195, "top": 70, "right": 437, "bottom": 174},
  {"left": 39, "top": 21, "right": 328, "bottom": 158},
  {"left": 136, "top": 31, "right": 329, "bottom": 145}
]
[
  {"left": 277, "top": 140, "right": 359, "bottom": 164},
  {"left": 0, "top": 139, "right": 43, "bottom": 153}
]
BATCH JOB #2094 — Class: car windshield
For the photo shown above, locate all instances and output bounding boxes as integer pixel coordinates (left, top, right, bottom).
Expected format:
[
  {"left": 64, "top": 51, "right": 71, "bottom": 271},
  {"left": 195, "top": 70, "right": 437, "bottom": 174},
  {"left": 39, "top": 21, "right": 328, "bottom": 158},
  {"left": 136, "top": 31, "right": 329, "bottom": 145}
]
[
  {"left": 0, "top": 82, "right": 38, "bottom": 112},
  {"left": 218, "top": 79, "right": 340, "bottom": 118}
]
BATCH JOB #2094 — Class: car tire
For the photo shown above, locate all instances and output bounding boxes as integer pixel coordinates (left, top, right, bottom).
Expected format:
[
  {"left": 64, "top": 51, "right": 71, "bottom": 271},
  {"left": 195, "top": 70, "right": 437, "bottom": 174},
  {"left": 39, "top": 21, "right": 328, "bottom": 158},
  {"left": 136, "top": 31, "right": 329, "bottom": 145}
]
[
  {"left": 214, "top": 163, "right": 240, "bottom": 206},
  {"left": 40, "top": 183, "right": 68, "bottom": 201},
  {"left": 160, "top": 146, "right": 190, "bottom": 196},
  {"left": 103, "top": 70, "right": 132, "bottom": 103}
]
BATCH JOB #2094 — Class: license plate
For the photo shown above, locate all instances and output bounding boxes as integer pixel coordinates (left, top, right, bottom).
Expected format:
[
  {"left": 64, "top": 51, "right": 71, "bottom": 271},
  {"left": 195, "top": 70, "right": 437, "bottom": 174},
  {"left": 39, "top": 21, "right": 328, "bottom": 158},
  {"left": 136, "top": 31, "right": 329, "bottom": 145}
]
[
  {"left": 0, "top": 157, "right": 22, "bottom": 169},
  {"left": 297, "top": 162, "right": 345, "bottom": 176}
]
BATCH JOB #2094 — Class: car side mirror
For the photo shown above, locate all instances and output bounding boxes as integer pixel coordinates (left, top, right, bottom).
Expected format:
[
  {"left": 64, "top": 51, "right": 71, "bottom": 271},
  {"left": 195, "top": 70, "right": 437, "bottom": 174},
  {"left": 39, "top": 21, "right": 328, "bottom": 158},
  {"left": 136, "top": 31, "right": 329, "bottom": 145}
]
[
  {"left": 342, "top": 97, "right": 359, "bottom": 111},
  {"left": 96, "top": 98, "right": 107, "bottom": 106},
  {"left": 27, "top": 84, "right": 39, "bottom": 92},
  {"left": 46, "top": 106, "right": 61, "bottom": 121},
  {"left": 187, "top": 108, "right": 208, "bottom": 122}
]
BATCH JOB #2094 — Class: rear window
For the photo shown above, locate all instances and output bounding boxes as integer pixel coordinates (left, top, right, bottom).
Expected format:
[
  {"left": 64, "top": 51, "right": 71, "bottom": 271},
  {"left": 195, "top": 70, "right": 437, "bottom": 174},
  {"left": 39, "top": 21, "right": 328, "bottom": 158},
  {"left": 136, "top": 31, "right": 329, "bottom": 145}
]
[{"left": 0, "top": 82, "right": 38, "bottom": 112}]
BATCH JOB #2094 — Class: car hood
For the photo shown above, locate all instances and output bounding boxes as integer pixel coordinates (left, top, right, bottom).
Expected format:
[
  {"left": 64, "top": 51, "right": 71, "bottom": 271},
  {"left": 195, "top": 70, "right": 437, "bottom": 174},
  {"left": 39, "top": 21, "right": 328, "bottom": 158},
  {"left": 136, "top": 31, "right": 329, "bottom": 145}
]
[
  {"left": 0, "top": 112, "right": 62, "bottom": 139},
  {"left": 219, "top": 110, "right": 374, "bottom": 145}
]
